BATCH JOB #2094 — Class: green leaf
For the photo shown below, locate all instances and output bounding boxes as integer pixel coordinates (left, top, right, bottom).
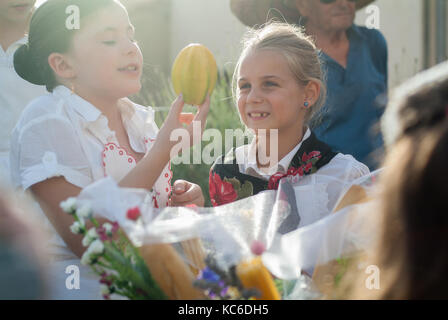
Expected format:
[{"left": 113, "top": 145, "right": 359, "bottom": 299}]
[
  {"left": 238, "top": 181, "right": 254, "bottom": 199},
  {"left": 225, "top": 177, "right": 241, "bottom": 190}
]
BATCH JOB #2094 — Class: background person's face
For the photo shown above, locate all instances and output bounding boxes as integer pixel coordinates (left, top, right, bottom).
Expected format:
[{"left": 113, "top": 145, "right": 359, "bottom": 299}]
[
  {"left": 0, "top": 0, "right": 36, "bottom": 24},
  {"left": 298, "top": 0, "right": 356, "bottom": 33}
]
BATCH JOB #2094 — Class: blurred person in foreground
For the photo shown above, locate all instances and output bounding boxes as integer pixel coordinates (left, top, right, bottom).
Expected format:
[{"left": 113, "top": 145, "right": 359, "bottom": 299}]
[
  {"left": 0, "top": 188, "right": 48, "bottom": 299},
  {"left": 336, "top": 61, "right": 448, "bottom": 299}
]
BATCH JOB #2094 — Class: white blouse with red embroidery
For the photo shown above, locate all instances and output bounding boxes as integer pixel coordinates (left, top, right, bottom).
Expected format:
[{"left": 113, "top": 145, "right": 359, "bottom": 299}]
[
  {"left": 11, "top": 85, "right": 172, "bottom": 205},
  {"left": 10, "top": 85, "right": 172, "bottom": 255}
]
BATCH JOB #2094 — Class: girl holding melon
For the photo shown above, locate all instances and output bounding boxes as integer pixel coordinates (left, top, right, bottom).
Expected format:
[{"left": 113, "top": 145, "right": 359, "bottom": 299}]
[
  {"left": 11, "top": 0, "right": 209, "bottom": 299},
  {"left": 209, "top": 22, "right": 370, "bottom": 231}
]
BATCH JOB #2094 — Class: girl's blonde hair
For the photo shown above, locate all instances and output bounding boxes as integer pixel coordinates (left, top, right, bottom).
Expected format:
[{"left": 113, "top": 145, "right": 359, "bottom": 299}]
[{"left": 233, "top": 21, "right": 327, "bottom": 124}]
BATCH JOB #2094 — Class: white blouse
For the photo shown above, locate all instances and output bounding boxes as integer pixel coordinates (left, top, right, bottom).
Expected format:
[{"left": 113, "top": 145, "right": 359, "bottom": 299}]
[
  {"left": 10, "top": 85, "right": 172, "bottom": 299},
  {"left": 234, "top": 128, "right": 370, "bottom": 228},
  {"left": 10, "top": 85, "right": 172, "bottom": 256},
  {"left": 0, "top": 36, "right": 47, "bottom": 183}
]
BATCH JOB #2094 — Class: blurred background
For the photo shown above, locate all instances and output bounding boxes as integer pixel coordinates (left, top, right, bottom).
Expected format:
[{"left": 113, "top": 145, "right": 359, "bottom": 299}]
[
  {"left": 33, "top": 0, "right": 448, "bottom": 93},
  {"left": 34, "top": 0, "right": 448, "bottom": 206}
]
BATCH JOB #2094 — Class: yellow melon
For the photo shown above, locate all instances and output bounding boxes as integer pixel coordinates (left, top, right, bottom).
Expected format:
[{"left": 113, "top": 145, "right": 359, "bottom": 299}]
[{"left": 171, "top": 43, "right": 218, "bottom": 106}]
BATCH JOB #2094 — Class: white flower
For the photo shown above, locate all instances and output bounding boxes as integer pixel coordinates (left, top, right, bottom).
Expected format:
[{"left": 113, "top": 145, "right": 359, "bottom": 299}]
[
  {"left": 81, "top": 250, "right": 92, "bottom": 265},
  {"left": 76, "top": 204, "right": 93, "bottom": 220},
  {"left": 60, "top": 197, "right": 77, "bottom": 214},
  {"left": 88, "top": 239, "right": 104, "bottom": 255},
  {"left": 87, "top": 228, "right": 98, "bottom": 239},
  {"left": 70, "top": 221, "right": 83, "bottom": 234},
  {"left": 77, "top": 216, "right": 86, "bottom": 229},
  {"left": 100, "top": 284, "right": 110, "bottom": 296},
  {"left": 103, "top": 223, "right": 113, "bottom": 236},
  {"left": 82, "top": 228, "right": 99, "bottom": 247},
  {"left": 81, "top": 239, "right": 104, "bottom": 265}
]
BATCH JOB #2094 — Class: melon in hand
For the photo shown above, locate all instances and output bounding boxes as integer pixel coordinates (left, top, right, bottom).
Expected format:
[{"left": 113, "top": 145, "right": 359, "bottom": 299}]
[{"left": 171, "top": 43, "right": 218, "bottom": 106}]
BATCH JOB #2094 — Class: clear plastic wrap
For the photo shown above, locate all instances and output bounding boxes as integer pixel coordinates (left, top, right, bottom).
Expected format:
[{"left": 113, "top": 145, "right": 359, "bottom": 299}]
[
  {"left": 133, "top": 178, "right": 297, "bottom": 271},
  {"left": 72, "top": 170, "right": 381, "bottom": 299}
]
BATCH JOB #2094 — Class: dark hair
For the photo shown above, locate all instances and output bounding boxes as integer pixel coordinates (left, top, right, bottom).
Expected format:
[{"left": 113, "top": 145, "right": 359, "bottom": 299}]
[
  {"left": 382, "top": 61, "right": 448, "bottom": 147},
  {"left": 376, "top": 125, "right": 448, "bottom": 299},
  {"left": 14, "top": 0, "right": 118, "bottom": 92}
]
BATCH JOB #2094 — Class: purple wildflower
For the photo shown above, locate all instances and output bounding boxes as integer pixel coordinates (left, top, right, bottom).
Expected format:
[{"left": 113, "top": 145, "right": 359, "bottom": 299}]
[{"left": 200, "top": 267, "right": 221, "bottom": 283}]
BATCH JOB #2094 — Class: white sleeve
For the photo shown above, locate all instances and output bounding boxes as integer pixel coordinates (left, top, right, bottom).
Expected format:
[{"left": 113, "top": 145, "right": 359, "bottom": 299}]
[
  {"left": 10, "top": 115, "right": 92, "bottom": 190},
  {"left": 310, "top": 154, "right": 370, "bottom": 214},
  {"left": 327, "top": 154, "right": 370, "bottom": 182},
  {"left": 136, "top": 104, "right": 159, "bottom": 135},
  {"left": 344, "top": 156, "right": 370, "bottom": 182}
]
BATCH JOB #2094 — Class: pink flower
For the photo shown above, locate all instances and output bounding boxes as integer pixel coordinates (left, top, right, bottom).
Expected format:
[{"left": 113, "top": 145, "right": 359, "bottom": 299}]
[
  {"left": 251, "top": 240, "right": 266, "bottom": 256},
  {"left": 111, "top": 222, "right": 119, "bottom": 233},
  {"left": 100, "top": 273, "right": 113, "bottom": 287},
  {"left": 96, "top": 227, "right": 108, "bottom": 241},
  {"left": 126, "top": 207, "right": 141, "bottom": 221}
]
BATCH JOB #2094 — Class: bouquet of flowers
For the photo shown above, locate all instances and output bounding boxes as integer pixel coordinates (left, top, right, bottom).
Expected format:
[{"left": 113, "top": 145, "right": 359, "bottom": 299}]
[
  {"left": 61, "top": 170, "right": 381, "bottom": 300},
  {"left": 60, "top": 198, "right": 166, "bottom": 300},
  {"left": 60, "top": 177, "right": 299, "bottom": 300}
]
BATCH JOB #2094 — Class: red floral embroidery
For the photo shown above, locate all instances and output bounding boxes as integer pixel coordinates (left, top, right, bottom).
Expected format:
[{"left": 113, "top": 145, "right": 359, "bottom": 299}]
[
  {"left": 302, "top": 151, "right": 321, "bottom": 163},
  {"left": 268, "top": 151, "right": 322, "bottom": 190},
  {"left": 304, "top": 162, "right": 313, "bottom": 172},
  {"left": 209, "top": 172, "right": 238, "bottom": 206},
  {"left": 268, "top": 172, "right": 286, "bottom": 190}
]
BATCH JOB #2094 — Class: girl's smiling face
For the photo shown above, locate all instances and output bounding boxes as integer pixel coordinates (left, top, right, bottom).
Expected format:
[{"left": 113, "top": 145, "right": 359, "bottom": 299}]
[
  {"left": 68, "top": 2, "right": 143, "bottom": 100},
  {"left": 237, "top": 49, "right": 308, "bottom": 133}
]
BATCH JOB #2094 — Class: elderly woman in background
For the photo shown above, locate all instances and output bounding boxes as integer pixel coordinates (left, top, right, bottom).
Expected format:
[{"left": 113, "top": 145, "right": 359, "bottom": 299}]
[{"left": 231, "top": 0, "right": 387, "bottom": 170}]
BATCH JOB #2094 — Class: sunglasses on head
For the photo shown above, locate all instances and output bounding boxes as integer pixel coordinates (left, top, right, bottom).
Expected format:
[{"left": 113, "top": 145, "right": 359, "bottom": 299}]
[{"left": 319, "top": 0, "right": 358, "bottom": 4}]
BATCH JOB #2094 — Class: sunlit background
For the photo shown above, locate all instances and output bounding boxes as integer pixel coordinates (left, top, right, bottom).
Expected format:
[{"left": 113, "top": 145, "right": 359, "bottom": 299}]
[{"left": 32, "top": 0, "right": 447, "bottom": 90}]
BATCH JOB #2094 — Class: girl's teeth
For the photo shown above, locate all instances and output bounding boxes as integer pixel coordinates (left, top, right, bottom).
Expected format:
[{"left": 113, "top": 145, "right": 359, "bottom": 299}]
[{"left": 251, "top": 113, "right": 268, "bottom": 117}]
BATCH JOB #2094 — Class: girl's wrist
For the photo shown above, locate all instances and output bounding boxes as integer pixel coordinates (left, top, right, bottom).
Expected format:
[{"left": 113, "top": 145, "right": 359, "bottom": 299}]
[{"left": 151, "top": 136, "right": 172, "bottom": 160}]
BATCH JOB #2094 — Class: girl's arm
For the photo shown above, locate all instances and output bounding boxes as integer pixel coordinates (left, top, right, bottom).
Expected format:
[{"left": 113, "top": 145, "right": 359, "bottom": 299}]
[
  {"left": 119, "top": 94, "right": 210, "bottom": 190},
  {"left": 30, "top": 177, "right": 111, "bottom": 258},
  {"left": 30, "top": 95, "right": 211, "bottom": 258}
]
